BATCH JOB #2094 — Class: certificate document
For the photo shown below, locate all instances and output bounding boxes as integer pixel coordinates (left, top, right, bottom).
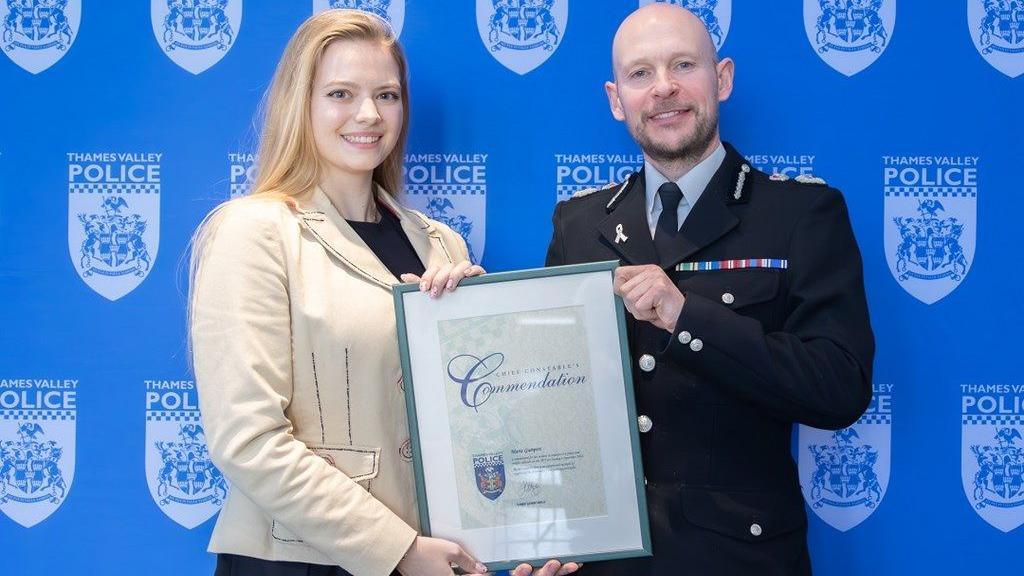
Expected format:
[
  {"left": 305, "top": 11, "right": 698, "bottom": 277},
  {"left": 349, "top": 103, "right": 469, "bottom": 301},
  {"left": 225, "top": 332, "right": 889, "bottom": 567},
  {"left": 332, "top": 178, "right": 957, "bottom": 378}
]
[
  {"left": 394, "top": 262, "right": 651, "bottom": 571},
  {"left": 439, "top": 306, "right": 607, "bottom": 529}
]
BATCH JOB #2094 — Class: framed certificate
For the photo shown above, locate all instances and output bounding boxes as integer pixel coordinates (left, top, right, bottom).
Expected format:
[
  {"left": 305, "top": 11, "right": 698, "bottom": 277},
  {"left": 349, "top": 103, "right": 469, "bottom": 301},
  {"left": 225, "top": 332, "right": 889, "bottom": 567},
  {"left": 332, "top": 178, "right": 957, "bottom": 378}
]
[{"left": 393, "top": 261, "right": 651, "bottom": 571}]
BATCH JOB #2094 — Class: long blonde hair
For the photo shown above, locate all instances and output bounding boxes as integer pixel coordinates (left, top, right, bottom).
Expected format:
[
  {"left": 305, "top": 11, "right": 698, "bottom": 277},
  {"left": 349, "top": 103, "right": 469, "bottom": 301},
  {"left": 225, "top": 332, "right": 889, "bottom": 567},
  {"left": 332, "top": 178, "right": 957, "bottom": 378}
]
[
  {"left": 185, "top": 10, "right": 408, "bottom": 359},
  {"left": 254, "top": 8, "right": 410, "bottom": 198}
]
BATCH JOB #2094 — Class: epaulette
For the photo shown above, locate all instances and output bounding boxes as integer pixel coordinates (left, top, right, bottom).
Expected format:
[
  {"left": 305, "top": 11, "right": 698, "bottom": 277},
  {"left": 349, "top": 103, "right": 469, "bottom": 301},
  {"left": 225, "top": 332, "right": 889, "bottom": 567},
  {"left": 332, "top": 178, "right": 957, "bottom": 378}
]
[
  {"left": 570, "top": 185, "right": 611, "bottom": 199},
  {"left": 794, "top": 174, "right": 827, "bottom": 185}
]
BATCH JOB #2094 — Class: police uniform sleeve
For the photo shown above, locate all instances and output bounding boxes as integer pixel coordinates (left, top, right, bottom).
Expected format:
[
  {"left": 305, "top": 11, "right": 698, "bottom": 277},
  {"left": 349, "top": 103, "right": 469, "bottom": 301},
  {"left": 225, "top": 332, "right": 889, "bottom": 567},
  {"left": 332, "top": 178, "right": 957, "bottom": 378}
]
[
  {"left": 665, "top": 188, "right": 874, "bottom": 430},
  {"left": 191, "top": 201, "right": 416, "bottom": 576},
  {"left": 545, "top": 200, "right": 567, "bottom": 267}
]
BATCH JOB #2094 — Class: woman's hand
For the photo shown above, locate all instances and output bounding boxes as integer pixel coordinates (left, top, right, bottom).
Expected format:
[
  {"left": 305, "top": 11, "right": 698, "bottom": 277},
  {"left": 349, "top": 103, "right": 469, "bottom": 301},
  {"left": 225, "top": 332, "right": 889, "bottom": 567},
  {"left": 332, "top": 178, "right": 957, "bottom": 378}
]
[
  {"left": 396, "top": 535, "right": 487, "bottom": 576},
  {"left": 512, "top": 559, "right": 581, "bottom": 576},
  {"left": 401, "top": 261, "right": 485, "bottom": 298}
]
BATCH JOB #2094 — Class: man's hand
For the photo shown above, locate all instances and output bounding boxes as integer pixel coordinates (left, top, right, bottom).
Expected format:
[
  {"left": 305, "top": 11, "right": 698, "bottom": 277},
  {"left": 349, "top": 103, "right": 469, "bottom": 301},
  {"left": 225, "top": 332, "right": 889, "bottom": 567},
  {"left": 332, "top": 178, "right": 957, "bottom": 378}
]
[
  {"left": 613, "top": 265, "right": 685, "bottom": 333},
  {"left": 511, "top": 559, "right": 580, "bottom": 576}
]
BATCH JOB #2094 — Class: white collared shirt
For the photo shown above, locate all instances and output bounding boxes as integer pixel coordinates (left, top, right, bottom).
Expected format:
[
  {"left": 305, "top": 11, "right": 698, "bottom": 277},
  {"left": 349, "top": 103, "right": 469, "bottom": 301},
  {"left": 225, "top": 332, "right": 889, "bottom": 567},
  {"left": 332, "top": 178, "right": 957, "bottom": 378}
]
[{"left": 644, "top": 142, "right": 726, "bottom": 238}]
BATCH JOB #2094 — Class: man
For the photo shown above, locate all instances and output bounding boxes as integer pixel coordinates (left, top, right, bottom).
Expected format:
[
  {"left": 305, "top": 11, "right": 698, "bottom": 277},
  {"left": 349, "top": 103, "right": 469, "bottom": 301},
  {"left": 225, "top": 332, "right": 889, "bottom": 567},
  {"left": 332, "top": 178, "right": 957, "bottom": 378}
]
[{"left": 545, "top": 5, "right": 874, "bottom": 575}]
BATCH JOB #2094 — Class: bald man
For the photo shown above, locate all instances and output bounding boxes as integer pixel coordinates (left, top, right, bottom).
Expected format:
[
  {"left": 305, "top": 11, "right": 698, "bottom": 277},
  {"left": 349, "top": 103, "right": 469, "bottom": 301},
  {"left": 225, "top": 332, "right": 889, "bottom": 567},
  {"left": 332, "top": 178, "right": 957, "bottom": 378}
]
[{"left": 546, "top": 5, "right": 874, "bottom": 575}]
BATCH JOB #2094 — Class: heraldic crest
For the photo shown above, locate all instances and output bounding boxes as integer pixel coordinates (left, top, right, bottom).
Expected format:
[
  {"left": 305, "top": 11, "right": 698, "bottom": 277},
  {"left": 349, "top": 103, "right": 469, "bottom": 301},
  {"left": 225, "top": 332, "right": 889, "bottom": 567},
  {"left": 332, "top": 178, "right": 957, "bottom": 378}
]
[
  {"left": 76, "top": 196, "right": 152, "bottom": 279},
  {"left": 807, "top": 428, "right": 884, "bottom": 510},
  {"left": 153, "top": 423, "right": 227, "bottom": 507},
  {"left": 892, "top": 199, "right": 968, "bottom": 283},
  {"left": 813, "top": 0, "right": 888, "bottom": 53},
  {"left": 2, "top": 0, "right": 74, "bottom": 52},
  {"left": 970, "top": 427, "right": 1024, "bottom": 509},
  {"left": 0, "top": 423, "right": 68, "bottom": 505},
  {"left": 159, "top": 0, "right": 234, "bottom": 51}
]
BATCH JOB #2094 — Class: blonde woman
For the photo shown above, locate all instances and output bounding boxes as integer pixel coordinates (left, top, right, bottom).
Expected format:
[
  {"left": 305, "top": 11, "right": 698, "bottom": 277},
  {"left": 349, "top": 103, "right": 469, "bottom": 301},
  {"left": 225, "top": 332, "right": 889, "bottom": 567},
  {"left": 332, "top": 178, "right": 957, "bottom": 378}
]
[{"left": 190, "top": 10, "right": 548, "bottom": 576}]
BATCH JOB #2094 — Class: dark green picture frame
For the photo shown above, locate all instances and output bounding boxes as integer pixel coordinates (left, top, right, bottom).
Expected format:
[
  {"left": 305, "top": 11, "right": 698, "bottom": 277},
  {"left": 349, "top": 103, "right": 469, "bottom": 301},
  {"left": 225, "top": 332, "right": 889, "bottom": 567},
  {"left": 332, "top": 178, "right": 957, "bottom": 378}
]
[{"left": 393, "top": 261, "right": 651, "bottom": 572}]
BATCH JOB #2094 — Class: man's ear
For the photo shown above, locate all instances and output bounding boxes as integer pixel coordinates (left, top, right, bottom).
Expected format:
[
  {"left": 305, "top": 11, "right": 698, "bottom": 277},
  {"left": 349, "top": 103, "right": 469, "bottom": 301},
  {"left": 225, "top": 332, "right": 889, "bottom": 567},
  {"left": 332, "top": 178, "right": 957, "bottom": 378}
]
[
  {"left": 605, "top": 80, "right": 625, "bottom": 121},
  {"left": 717, "top": 57, "right": 735, "bottom": 102}
]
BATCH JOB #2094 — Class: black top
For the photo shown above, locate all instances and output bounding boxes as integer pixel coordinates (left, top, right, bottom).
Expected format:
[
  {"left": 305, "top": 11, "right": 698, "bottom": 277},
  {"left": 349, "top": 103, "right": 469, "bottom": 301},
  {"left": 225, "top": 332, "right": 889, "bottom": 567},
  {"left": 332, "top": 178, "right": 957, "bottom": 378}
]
[{"left": 346, "top": 203, "right": 426, "bottom": 280}]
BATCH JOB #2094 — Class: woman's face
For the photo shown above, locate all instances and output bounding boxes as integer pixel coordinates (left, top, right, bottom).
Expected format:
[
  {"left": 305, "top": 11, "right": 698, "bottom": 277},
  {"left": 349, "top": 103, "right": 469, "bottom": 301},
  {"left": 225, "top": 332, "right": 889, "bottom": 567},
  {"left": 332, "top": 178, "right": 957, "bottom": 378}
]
[{"left": 310, "top": 39, "right": 403, "bottom": 185}]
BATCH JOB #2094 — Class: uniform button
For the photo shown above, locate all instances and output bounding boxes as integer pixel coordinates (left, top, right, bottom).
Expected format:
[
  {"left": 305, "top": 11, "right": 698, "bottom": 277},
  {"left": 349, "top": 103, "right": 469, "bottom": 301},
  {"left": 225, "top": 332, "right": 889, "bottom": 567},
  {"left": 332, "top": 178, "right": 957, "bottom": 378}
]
[
  {"left": 721, "top": 292, "right": 735, "bottom": 305},
  {"left": 750, "top": 523, "right": 763, "bottom": 537},
  {"left": 677, "top": 331, "right": 692, "bottom": 345},
  {"left": 638, "top": 415, "right": 653, "bottom": 433},
  {"left": 644, "top": 477, "right": 648, "bottom": 486},
  {"left": 639, "top": 354, "right": 656, "bottom": 372},
  {"left": 689, "top": 338, "right": 703, "bottom": 352}
]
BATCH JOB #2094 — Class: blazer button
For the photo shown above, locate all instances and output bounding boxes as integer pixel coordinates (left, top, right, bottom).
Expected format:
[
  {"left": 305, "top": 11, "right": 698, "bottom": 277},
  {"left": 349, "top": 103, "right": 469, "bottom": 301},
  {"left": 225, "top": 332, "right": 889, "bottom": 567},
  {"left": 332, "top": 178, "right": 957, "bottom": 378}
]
[
  {"left": 722, "top": 292, "right": 735, "bottom": 305},
  {"left": 689, "top": 338, "right": 703, "bottom": 352},
  {"left": 639, "top": 354, "right": 656, "bottom": 372},
  {"left": 638, "top": 415, "right": 653, "bottom": 433},
  {"left": 750, "top": 523, "right": 763, "bottom": 537},
  {"left": 677, "top": 331, "right": 692, "bottom": 345}
]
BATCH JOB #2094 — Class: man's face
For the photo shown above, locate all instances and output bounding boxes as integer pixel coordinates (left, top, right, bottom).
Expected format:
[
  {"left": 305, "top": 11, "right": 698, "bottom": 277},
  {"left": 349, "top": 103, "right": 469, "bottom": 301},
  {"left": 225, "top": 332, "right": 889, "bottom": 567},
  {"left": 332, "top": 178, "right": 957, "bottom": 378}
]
[{"left": 605, "top": 11, "right": 732, "bottom": 164}]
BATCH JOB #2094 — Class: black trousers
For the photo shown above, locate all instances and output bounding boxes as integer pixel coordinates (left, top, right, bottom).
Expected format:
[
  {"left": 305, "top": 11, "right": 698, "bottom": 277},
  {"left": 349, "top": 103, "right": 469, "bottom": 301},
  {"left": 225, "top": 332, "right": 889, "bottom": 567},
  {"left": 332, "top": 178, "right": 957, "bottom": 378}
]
[{"left": 215, "top": 554, "right": 395, "bottom": 576}]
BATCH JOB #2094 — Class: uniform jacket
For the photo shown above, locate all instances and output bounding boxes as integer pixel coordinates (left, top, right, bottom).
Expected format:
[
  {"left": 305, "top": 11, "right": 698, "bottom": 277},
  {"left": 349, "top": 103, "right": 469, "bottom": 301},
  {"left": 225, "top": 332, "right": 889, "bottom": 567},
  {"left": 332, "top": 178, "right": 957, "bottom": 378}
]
[
  {"left": 190, "top": 187, "right": 469, "bottom": 576},
  {"left": 546, "top": 143, "right": 874, "bottom": 575}
]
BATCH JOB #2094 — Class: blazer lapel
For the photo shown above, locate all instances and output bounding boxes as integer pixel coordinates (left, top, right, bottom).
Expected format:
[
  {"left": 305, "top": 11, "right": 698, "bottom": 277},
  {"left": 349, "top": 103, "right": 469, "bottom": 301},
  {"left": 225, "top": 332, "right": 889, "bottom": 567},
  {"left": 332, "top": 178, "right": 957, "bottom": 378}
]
[
  {"left": 380, "top": 191, "right": 453, "bottom": 270},
  {"left": 295, "top": 187, "right": 395, "bottom": 290},
  {"left": 597, "top": 169, "right": 659, "bottom": 265},
  {"left": 657, "top": 148, "right": 743, "bottom": 270}
]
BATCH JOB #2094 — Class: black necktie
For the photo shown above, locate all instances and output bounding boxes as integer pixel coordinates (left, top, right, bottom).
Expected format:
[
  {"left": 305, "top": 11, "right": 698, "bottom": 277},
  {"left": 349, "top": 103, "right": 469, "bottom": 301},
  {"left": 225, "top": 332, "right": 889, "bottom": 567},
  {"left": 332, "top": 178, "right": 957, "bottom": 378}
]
[{"left": 654, "top": 182, "right": 683, "bottom": 259}]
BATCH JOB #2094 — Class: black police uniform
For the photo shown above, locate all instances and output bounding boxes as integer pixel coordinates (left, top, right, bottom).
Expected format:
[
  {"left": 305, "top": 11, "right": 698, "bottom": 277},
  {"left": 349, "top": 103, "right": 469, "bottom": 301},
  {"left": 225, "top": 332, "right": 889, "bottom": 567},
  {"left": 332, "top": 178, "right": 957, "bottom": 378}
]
[{"left": 545, "top": 143, "right": 874, "bottom": 576}]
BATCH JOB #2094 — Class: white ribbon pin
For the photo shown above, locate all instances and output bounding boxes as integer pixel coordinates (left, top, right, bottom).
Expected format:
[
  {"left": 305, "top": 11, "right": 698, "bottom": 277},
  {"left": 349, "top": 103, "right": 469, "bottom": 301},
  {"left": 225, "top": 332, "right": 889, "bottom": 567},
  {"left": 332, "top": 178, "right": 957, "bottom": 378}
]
[{"left": 614, "top": 224, "right": 629, "bottom": 244}]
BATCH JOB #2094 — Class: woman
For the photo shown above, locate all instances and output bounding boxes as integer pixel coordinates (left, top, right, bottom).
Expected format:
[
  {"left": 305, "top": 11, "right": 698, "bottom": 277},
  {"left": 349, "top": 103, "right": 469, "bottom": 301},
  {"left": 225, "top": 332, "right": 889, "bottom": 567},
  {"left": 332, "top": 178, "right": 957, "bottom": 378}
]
[{"left": 190, "top": 10, "right": 577, "bottom": 576}]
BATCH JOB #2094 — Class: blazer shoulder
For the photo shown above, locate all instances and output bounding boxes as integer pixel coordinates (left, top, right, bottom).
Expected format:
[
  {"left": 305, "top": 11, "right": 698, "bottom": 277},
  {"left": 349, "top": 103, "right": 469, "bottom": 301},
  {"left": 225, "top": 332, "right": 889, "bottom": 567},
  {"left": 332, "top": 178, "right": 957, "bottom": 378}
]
[{"left": 200, "top": 195, "right": 296, "bottom": 251}]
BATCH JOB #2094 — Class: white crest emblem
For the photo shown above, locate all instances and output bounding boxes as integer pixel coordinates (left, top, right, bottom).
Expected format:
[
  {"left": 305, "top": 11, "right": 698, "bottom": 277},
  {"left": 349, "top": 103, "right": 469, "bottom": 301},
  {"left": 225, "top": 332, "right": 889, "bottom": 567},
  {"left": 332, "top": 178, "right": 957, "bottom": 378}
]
[
  {"left": 799, "top": 414, "right": 891, "bottom": 531},
  {"left": 968, "top": 0, "right": 1024, "bottom": 78},
  {"left": 803, "top": 0, "right": 895, "bottom": 76},
  {"left": 962, "top": 416, "right": 1024, "bottom": 532},
  {"left": 638, "top": 0, "right": 731, "bottom": 50},
  {"left": 68, "top": 185, "right": 160, "bottom": 301},
  {"left": 0, "top": 0, "right": 80, "bottom": 74},
  {"left": 0, "top": 384, "right": 77, "bottom": 528},
  {"left": 313, "top": 0, "right": 405, "bottom": 37},
  {"left": 145, "top": 416, "right": 226, "bottom": 528},
  {"left": 151, "top": 0, "right": 242, "bottom": 74},
  {"left": 884, "top": 192, "right": 975, "bottom": 304},
  {"left": 476, "top": 0, "right": 567, "bottom": 75}
]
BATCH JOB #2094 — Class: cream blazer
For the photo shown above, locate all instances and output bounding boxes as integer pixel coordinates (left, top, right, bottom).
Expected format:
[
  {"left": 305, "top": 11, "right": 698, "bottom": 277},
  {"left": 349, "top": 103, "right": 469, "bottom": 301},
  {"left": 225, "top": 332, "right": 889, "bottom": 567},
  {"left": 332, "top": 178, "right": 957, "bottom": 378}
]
[{"left": 190, "top": 187, "right": 469, "bottom": 576}]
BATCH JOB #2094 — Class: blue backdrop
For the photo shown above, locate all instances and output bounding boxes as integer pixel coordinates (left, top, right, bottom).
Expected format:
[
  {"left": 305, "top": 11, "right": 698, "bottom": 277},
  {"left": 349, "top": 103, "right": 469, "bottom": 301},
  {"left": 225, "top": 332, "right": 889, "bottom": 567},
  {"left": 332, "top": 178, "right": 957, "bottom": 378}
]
[{"left": 2, "top": 1, "right": 1022, "bottom": 574}]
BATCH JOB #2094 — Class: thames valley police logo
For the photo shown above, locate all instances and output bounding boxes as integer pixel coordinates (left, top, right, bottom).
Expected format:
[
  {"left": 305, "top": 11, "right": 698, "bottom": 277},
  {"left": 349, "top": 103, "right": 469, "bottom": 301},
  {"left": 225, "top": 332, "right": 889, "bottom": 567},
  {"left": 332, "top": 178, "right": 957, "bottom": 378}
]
[
  {"left": 314, "top": 0, "right": 405, "bottom": 37},
  {"left": 969, "top": 0, "right": 1024, "bottom": 77},
  {"left": 68, "top": 153, "right": 161, "bottom": 301},
  {"left": 962, "top": 386, "right": 1024, "bottom": 532},
  {"left": 883, "top": 155, "right": 977, "bottom": 304},
  {"left": 151, "top": 0, "right": 241, "bottom": 74},
  {"left": 555, "top": 153, "right": 642, "bottom": 203},
  {"left": 476, "top": 0, "right": 567, "bottom": 75},
  {"left": 146, "top": 380, "right": 226, "bottom": 528},
  {"left": 0, "top": 0, "right": 80, "bottom": 74},
  {"left": 404, "top": 153, "right": 487, "bottom": 264},
  {"left": 799, "top": 383, "right": 891, "bottom": 531},
  {"left": 638, "top": 0, "right": 731, "bottom": 50},
  {"left": 804, "top": 0, "right": 895, "bottom": 76},
  {"left": 0, "top": 378, "right": 77, "bottom": 528},
  {"left": 473, "top": 453, "right": 506, "bottom": 501}
]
